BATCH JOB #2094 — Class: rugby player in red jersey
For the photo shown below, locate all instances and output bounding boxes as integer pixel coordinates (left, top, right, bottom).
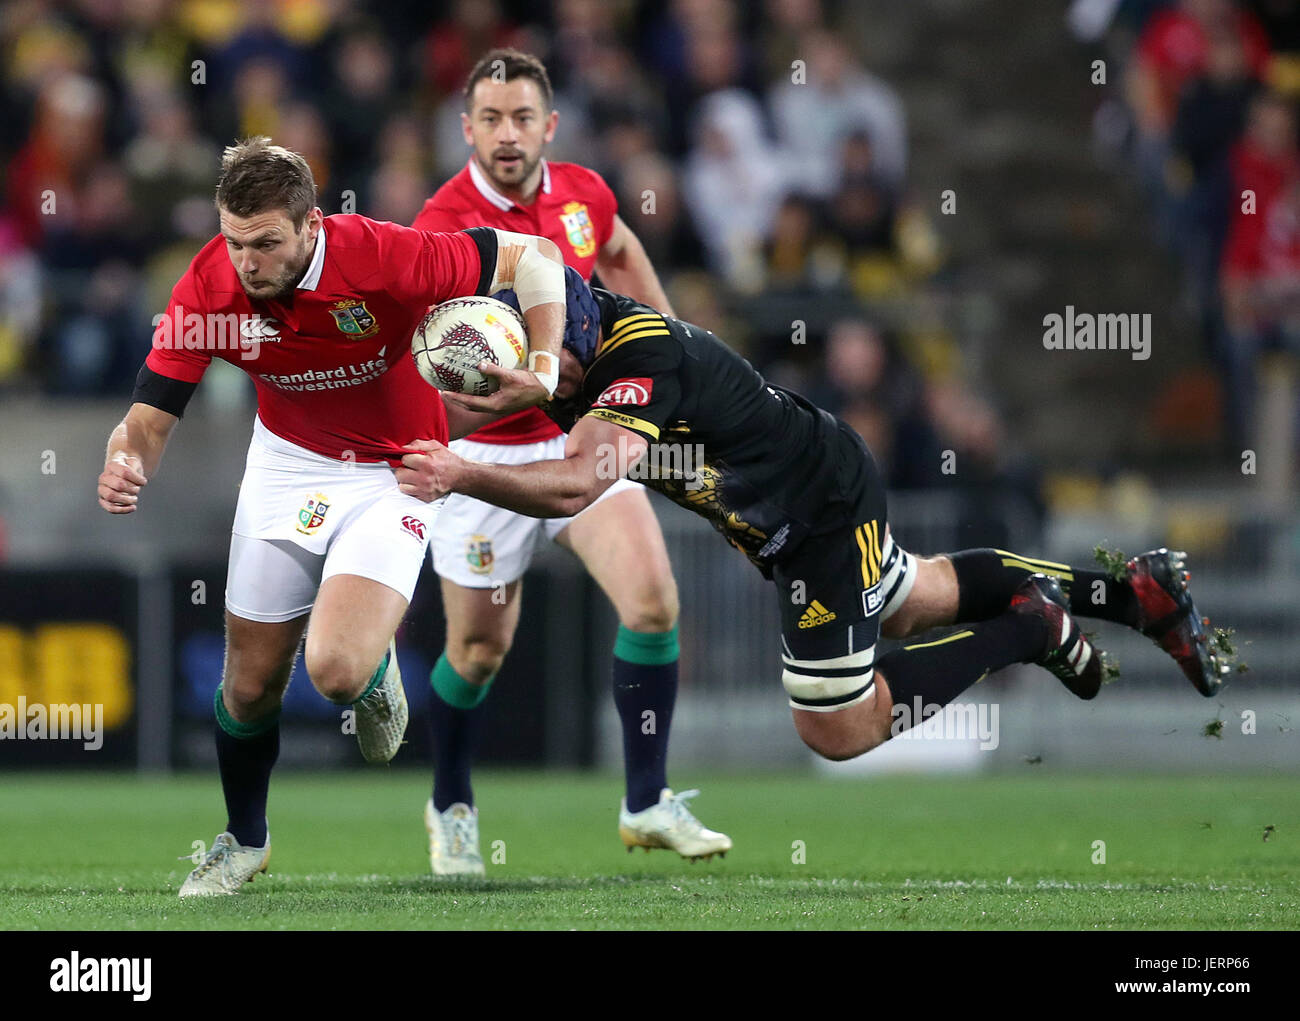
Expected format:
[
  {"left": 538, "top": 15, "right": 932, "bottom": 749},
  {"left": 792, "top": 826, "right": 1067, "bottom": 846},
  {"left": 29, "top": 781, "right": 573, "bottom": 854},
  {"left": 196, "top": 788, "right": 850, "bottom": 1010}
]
[
  {"left": 409, "top": 50, "right": 730, "bottom": 872},
  {"left": 95, "top": 137, "right": 568, "bottom": 896}
]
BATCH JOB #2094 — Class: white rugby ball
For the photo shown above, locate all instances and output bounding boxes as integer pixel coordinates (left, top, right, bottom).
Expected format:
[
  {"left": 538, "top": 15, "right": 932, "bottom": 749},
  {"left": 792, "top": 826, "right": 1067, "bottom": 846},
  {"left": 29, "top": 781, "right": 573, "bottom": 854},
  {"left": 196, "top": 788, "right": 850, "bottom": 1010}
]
[{"left": 411, "top": 296, "right": 528, "bottom": 395}]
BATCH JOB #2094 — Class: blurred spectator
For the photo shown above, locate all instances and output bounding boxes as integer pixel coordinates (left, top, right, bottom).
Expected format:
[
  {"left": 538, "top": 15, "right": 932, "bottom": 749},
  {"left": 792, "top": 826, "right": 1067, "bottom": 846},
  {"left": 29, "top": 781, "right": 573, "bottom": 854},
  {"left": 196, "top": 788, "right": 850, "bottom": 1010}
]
[
  {"left": 828, "top": 130, "right": 897, "bottom": 253},
  {"left": 559, "top": 42, "right": 668, "bottom": 153},
  {"left": 40, "top": 161, "right": 148, "bottom": 394},
  {"left": 645, "top": 0, "right": 766, "bottom": 154},
  {"left": 550, "top": 0, "right": 621, "bottom": 94},
  {"left": 1225, "top": 90, "right": 1300, "bottom": 240},
  {"left": 759, "top": 0, "right": 827, "bottom": 79},
  {"left": 1128, "top": 0, "right": 1272, "bottom": 141},
  {"left": 321, "top": 27, "right": 400, "bottom": 195},
  {"left": 763, "top": 193, "right": 828, "bottom": 290},
  {"left": 422, "top": 0, "right": 523, "bottom": 99},
  {"left": 1220, "top": 92, "right": 1300, "bottom": 442},
  {"left": 682, "top": 89, "right": 785, "bottom": 289},
  {"left": 3, "top": 9, "right": 95, "bottom": 99},
  {"left": 769, "top": 29, "right": 907, "bottom": 197},
  {"left": 0, "top": 214, "right": 43, "bottom": 385},
  {"left": 1245, "top": 0, "right": 1300, "bottom": 54},
  {"left": 1171, "top": 31, "right": 1261, "bottom": 178},
  {"left": 615, "top": 151, "right": 707, "bottom": 274},
  {"left": 215, "top": 56, "right": 293, "bottom": 143},
  {"left": 275, "top": 102, "right": 333, "bottom": 199},
  {"left": 1126, "top": 0, "right": 1272, "bottom": 229},
  {"left": 112, "top": 0, "right": 197, "bottom": 127},
  {"left": 366, "top": 161, "right": 432, "bottom": 226},
  {"left": 7, "top": 73, "right": 108, "bottom": 247},
  {"left": 925, "top": 381, "right": 1046, "bottom": 546},
  {"left": 204, "top": 4, "right": 313, "bottom": 93},
  {"left": 802, "top": 318, "right": 941, "bottom": 489},
  {"left": 122, "top": 91, "right": 219, "bottom": 245},
  {"left": 1169, "top": 29, "right": 1262, "bottom": 316}
]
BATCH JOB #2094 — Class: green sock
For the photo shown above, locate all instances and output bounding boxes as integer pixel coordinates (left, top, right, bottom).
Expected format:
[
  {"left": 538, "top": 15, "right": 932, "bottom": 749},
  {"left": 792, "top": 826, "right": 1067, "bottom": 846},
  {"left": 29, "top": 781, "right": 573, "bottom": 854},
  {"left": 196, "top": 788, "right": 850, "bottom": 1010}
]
[
  {"left": 430, "top": 653, "right": 493, "bottom": 709},
  {"left": 354, "top": 648, "right": 391, "bottom": 702},
  {"left": 214, "top": 684, "right": 279, "bottom": 737}
]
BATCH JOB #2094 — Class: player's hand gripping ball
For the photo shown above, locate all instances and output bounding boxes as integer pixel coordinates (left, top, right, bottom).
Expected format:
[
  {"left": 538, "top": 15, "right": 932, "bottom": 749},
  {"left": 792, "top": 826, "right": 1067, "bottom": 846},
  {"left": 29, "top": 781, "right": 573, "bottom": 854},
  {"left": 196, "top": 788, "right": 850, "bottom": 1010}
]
[{"left": 411, "top": 296, "right": 528, "bottom": 396}]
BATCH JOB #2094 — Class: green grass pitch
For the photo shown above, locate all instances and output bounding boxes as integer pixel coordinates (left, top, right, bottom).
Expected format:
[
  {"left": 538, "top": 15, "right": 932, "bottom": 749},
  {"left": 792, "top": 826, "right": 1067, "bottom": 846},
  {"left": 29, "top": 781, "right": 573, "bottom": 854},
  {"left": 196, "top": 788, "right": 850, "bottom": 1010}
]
[{"left": 0, "top": 771, "right": 1295, "bottom": 930}]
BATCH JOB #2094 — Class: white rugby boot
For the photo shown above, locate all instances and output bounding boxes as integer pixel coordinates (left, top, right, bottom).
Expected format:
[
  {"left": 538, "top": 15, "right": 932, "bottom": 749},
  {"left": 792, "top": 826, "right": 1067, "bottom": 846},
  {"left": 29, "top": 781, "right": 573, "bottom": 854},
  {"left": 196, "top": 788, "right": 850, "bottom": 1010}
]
[
  {"left": 355, "top": 640, "right": 408, "bottom": 764},
  {"left": 178, "top": 831, "right": 270, "bottom": 898},
  {"left": 619, "top": 788, "right": 732, "bottom": 861},
  {"left": 424, "top": 799, "right": 486, "bottom": 877}
]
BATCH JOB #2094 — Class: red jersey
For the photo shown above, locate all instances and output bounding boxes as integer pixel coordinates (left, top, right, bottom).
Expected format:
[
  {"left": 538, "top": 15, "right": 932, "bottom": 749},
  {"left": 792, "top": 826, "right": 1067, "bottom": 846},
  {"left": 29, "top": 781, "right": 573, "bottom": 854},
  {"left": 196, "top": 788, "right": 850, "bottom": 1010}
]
[
  {"left": 1221, "top": 140, "right": 1300, "bottom": 282},
  {"left": 413, "top": 159, "right": 617, "bottom": 444},
  {"left": 146, "top": 215, "right": 486, "bottom": 464}
]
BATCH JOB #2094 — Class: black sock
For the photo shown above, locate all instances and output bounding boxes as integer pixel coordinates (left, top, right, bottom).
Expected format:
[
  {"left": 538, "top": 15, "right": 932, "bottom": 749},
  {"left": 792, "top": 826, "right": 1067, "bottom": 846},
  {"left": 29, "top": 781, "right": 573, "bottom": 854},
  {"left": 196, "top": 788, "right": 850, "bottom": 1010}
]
[
  {"left": 877, "top": 612, "right": 1046, "bottom": 731},
  {"left": 613, "top": 626, "right": 679, "bottom": 813},
  {"left": 428, "top": 699, "right": 484, "bottom": 811},
  {"left": 949, "top": 548, "right": 1138, "bottom": 626},
  {"left": 213, "top": 689, "right": 279, "bottom": 848},
  {"left": 428, "top": 653, "right": 490, "bottom": 811}
]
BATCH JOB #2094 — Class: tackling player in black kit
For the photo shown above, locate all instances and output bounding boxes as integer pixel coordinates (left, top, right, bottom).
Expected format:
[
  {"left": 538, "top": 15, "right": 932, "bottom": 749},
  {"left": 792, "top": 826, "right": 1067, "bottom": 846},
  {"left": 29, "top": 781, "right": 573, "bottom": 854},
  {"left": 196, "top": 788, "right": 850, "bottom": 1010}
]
[{"left": 402, "top": 269, "right": 1229, "bottom": 759}]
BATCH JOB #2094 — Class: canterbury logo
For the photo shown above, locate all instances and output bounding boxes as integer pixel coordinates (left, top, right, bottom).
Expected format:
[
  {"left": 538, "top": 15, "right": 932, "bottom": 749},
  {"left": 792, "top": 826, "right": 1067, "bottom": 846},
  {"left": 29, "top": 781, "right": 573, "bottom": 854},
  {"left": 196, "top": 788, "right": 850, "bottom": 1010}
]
[
  {"left": 240, "top": 316, "right": 281, "bottom": 340},
  {"left": 798, "top": 600, "right": 837, "bottom": 629},
  {"left": 400, "top": 515, "right": 426, "bottom": 541}
]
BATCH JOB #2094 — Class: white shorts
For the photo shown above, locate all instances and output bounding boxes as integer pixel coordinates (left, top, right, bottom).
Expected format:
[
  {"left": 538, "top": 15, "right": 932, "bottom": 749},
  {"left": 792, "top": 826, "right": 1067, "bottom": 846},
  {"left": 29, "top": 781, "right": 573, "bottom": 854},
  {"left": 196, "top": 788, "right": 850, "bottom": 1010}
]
[
  {"left": 225, "top": 417, "right": 444, "bottom": 622},
  {"left": 430, "top": 435, "right": 641, "bottom": 588}
]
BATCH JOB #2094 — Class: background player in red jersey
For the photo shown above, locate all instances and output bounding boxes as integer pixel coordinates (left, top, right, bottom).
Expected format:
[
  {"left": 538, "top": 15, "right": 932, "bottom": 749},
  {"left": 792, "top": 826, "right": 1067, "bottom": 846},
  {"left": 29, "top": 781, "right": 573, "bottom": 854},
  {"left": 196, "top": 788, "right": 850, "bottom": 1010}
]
[
  {"left": 411, "top": 50, "right": 730, "bottom": 872},
  {"left": 95, "top": 137, "right": 568, "bottom": 896}
]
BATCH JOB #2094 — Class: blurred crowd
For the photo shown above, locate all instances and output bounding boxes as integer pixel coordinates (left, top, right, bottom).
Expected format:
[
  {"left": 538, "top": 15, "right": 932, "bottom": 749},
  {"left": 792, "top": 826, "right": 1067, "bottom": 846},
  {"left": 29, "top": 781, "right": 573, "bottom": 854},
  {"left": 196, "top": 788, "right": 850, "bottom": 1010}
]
[
  {"left": 0, "top": 0, "right": 1042, "bottom": 539},
  {"left": 1082, "top": 0, "right": 1300, "bottom": 448}
]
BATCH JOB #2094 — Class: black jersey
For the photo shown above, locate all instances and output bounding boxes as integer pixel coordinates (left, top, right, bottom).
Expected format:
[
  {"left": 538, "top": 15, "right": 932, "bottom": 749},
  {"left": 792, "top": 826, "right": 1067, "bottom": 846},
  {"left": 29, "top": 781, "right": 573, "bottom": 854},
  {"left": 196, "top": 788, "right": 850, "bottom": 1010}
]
[{"left": 546, "top": 289, "right": 875, "bottom": 568}]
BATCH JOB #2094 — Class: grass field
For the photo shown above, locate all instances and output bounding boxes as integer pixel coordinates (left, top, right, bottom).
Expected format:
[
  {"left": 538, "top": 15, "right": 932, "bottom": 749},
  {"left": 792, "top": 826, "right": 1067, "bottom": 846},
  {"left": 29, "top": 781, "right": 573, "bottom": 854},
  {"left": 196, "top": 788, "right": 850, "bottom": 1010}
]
[{"left": 0, "top": 771, "right": 1296, "bottom": 930}]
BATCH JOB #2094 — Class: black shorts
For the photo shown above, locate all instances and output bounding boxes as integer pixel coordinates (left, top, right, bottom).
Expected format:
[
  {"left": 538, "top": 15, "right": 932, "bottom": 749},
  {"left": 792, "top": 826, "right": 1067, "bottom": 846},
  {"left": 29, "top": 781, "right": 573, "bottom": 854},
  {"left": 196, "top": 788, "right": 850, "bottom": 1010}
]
[{"left": 770, "top": 428, "right": 915, "bottom": 712}]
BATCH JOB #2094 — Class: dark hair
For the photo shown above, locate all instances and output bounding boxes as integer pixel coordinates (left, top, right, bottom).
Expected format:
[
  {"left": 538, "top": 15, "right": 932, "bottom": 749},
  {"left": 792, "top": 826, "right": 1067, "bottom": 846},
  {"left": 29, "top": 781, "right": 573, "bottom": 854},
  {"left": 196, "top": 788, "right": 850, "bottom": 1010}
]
[
  {"left": 463, "top": 48, "right": 553, "bottom": 112},
  {"left": 214, "top": 136, "right": 317, "bottom": 230}
]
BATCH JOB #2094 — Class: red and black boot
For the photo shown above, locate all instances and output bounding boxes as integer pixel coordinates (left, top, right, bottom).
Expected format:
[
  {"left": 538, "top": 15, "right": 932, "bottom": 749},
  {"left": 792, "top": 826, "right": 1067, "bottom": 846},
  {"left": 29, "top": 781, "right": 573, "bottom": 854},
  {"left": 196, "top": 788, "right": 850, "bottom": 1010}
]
[
  {"left": 1126, "top": 549, "right": 1226, "bottom": 697},
  {"left": 1010, "top": 574, "right": 1104, "bottom": 700}
]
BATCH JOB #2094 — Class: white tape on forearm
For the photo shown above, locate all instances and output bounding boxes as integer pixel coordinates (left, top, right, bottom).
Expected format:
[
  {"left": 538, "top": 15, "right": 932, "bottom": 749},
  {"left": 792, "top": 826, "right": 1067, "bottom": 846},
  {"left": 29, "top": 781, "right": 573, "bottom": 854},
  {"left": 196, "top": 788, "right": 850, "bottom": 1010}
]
[
  {"left": 528, "top": 350, "right": 559, "bottom": 396},
  {"left": 513, "top": 246, "right": 565, "bottom": 313}
]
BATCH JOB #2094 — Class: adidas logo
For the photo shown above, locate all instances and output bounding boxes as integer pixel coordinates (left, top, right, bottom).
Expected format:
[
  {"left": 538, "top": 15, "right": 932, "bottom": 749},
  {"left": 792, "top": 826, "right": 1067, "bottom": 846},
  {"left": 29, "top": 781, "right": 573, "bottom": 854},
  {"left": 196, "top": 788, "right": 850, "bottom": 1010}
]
[{"left": 797, "top": 600, "right": 837, "bottom": 629}]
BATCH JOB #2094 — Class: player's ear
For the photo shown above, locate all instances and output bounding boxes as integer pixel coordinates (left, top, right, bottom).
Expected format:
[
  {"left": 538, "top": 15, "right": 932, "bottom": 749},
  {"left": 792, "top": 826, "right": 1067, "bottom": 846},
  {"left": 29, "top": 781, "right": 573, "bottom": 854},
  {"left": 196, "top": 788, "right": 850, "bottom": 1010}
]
[
  {"left": 461, "top": 111, "right": 474, "bottom": 146},
  {"left": 544, "top": 108, "right": 559, "bottom": 144}
]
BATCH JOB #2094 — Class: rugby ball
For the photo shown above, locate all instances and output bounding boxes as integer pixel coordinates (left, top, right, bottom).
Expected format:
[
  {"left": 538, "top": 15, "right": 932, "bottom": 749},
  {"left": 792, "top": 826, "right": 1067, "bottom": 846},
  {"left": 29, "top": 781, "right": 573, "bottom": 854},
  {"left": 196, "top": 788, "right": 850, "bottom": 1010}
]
[{"left": 411, "top": 296, "right": 528, "bottom": 396}]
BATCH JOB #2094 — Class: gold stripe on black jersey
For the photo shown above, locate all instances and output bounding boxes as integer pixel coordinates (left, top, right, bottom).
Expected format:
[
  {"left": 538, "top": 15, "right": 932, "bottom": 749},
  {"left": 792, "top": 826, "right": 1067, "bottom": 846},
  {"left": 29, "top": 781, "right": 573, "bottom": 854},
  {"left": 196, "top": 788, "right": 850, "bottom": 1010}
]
[
  {"left": 854, "top": 520, "right": 882, "bottom": 588},
  {"left": 597, "top": 326, "right": 672, "bottom": 360},
  {"left": 585, "top": 407, "right": 661, "bottom": 439},
  {"left": 607, "top": 313, "right": 664, "bottom": 338}
]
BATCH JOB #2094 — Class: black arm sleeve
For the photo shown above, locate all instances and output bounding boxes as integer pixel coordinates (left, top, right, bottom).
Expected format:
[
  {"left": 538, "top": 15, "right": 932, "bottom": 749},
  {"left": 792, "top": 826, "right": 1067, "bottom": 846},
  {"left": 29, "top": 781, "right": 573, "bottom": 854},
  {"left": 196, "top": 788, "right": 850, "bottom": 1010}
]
[
  {"left": 462, "top": 226, "right": 498, "bottom": 296},
  {"left": 131, "top": 364, "right": 198, "bottom": 418}
]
